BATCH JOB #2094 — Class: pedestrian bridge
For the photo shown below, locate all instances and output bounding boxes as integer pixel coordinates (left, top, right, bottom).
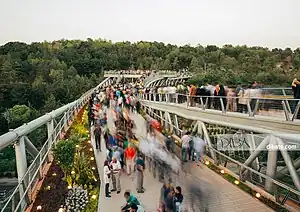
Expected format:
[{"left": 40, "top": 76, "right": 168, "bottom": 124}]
[
  {"left": 95, "top": 109, "right": 273, "bottom": 212},
  {"left": 0, "top": 74, "right": 299, "bottom": 212}
]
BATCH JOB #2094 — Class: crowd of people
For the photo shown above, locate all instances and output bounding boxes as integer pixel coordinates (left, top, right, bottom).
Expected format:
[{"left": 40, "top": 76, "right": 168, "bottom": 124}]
[{"left": 88, "top": 78, "right": 195, "bottom": 211}]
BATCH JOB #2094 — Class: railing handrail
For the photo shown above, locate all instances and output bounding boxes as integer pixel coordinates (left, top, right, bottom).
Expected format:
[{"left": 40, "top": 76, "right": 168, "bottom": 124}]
[
  {"left": 146, "top": 93, "right": 299, "bottom": 101},
  {"left": 0, "top": 77, "right": 111, "bottom": 150}
]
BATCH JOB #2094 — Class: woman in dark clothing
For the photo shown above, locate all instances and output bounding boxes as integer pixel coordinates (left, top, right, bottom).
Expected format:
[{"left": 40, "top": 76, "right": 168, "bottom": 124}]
[
  {"left": 219, "top": 85, "right": 227, "bottom": 110},
  {"left": 165, "top": 187, "right": 175, "bottom": 212},
  {"left": 173, "top": 186, "right": 183, "bottom": 212}
]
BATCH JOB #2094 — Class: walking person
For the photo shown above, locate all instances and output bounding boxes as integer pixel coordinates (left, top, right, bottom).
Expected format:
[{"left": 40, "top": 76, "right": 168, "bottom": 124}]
[
  {"left": 94, "top": 124, "right": 102, "bottom": 151},
  {"left": 136, "top": 154, "right": 145, "bottom": 193},
  {"left": 193, "top": 136, "right": 205, "bottom": 166},
  {"left": 110, "top": 157, "right": 122, "bottom": 194},
  {"left": 125, "top": 144, "right": 136, "bottom": 175},
  {"left": 103, "top": 160, "right": 111, "bottom": 198},
  {"left": 188, "top": 135, "right": 194, "bottom": 161},
  {"left": 173, "top": 186, "right": 183, "bottom": 212},
  {"left": 181, "top": 132, "right": 190, "bottom": 162}
]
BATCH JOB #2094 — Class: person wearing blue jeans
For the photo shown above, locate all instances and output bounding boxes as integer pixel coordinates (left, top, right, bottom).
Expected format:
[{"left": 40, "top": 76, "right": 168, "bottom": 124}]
[{"left": 193, "top": 136, "right": 206, "bottom": 166}]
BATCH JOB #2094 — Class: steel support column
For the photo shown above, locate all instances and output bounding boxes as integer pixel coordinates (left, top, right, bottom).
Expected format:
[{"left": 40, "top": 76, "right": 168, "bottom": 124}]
[
  {"left": 265, "top": 136, "right": 278, "bottom": 192},
  {"left": 240, "top": 136, "right": 270, "bottom": 174},
  {"left": 174, "top": 114, "right": 180, "bottom": 135},
  {"left": 24, "top": 137, "right": 39, "bottom": 157},
  {"left": 277, "top": 138, "right": 300, "bottom": 191},
  {"left": 200, "top": 122, "right": 216, "bottom": 161},
  {"left": 47, "top": 119, "right": 54, "bottom": 162},
  {"left": 247, "top": 133, "right": 262, "bottom": 183},
  {"left": 276, "top": 158, "right": 300, "bottom": 179},
  {"left": 15, "top": 136, "right": 29, "bottom": 207}
]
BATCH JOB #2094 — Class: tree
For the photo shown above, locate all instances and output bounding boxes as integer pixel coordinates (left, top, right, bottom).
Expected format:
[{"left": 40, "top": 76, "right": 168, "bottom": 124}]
[{"left": 3, "top": 105, "right": 39, "bottom": 129}]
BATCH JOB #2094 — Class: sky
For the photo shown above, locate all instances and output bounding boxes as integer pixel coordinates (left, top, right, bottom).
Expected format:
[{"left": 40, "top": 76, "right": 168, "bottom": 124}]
[{"left": 0, "top": 0, "right": 299, "bottom": 49}]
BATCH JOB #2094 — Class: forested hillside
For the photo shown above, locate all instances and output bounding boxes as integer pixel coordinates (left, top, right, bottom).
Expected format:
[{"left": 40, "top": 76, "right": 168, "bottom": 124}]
[
  {"left": 0, "top": 39, "right": 299, "bottom": 177},
  {"left": 1, "top": 39, "right": 300, "bottom": 134}
]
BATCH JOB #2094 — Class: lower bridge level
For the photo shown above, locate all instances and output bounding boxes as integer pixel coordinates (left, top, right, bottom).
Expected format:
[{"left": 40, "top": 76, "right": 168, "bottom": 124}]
[{"left": 92, "top": 110, "right": 273, "bottom": 212}]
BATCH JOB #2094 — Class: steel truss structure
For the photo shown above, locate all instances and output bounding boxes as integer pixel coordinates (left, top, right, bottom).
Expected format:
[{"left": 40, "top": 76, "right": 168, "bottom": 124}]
[{"left": 142, "top": 103, "right": 300, "bottom": 211}]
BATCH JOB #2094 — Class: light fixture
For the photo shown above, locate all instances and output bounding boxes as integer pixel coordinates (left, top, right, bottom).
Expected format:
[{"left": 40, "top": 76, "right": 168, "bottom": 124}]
[
  {"left": 52, "top": 173, "right": 57, "bottom": 176},
  {"left": 71, "top": 171, "right": 75, "bottom": 175},
  {"left": 205, "top": 161, "right": 210, "bottom": 165},
  {"left": 37, "top": 205, "right": 42, "bottom": 210},
  {"left": 92, "top": 167, "right": 96, "bottom": 170},
  {"left": 220, "top": 170, "right": 225, "bottom": 174},
  {"left": 46, "top": 186, "right": 51, "bottom": 190},
  {"left": 234, "top": 180, "right": 240, "bottom": 185},
  {"left": 90, "top": 157, "right": 94, "bottom": 161},
  {"left": 67, "top": 185, "right": 72, "bottom": 189},
  {"left": 255, "top": 193, "right": 261, "bottom": 198},
  {"left": 91, "top": 195, "right": 97, "bottom": 199},
  {"left": 89, "top": 148, "right": 93, "bottom": 151}
]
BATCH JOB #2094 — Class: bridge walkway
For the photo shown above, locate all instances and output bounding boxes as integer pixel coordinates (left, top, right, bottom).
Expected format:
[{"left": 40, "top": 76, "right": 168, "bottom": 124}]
[
  {"left": 142, "top": 100, "right": 300, "bottom": 134},
  {"left": 92, "top": 109, "right": 272, "bottom": 211}
]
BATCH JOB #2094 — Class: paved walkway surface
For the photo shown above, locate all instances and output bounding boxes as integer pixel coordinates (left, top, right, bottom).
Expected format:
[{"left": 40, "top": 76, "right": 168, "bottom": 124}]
[
  {"left": 92, "top": 109, "right": 273, "bottom": 212},
  {"left": 142, "top": 101, "right": 300, "bottom": 133}
]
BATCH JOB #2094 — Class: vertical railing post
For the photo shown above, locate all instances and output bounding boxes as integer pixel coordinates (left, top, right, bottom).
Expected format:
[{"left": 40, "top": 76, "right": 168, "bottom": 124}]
[
  {"left": 15, "top": 136, "right": 29, "bottom": 209},
  {"left": 47, "top": 119, "right": 54, "bottom": 146},
  {"left": 220, "top": 98, "right": 225, "bottom": 113},
  {"left": 63, "top": 112, "right": 68, "bottom": 132}
]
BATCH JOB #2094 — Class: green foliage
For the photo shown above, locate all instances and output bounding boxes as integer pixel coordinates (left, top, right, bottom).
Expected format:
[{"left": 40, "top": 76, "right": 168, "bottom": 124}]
[
  {"left": 85, "top": 187, "right": 100, "bottom": 212},
  {"left": 53, "top": 140, "right": 76, "bottom": 173},
  {"left": 3, "top": 105, "right": 39, "bottom": 129},
  {"left": 73, "top": 152, "right": 95, "bottom": 185}
]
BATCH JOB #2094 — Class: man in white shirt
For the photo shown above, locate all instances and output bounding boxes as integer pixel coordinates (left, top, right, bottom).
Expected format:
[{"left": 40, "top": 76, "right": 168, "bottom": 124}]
[
  {"left": 193, "top": 136, "right": 206, "bottom": 166},
  {"left": 110, "top": 157, "right": 122, "bottom": 194},
  {"left": 181, "top": 132, "right": 190, "bottom": 162}
]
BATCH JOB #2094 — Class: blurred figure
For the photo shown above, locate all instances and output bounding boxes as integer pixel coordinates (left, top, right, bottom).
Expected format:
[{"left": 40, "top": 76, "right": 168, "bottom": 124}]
[
  {"left": 193, "top": 136, "right": 206, "bottom": 166},
  {"left": 174, "top": 186, "right": 184, "bottom": 212},
  {"left": 136, "top": 154, "right": 145, "bottom": 193},
  {"left": 94, "top": 124, "right": 102, "bottom": 151},
  {"left": 130, "top": 203, "right": 144, "bottom": 212},
  {"left": 181, "top": 132, "right": 190, "bottom": 162}
]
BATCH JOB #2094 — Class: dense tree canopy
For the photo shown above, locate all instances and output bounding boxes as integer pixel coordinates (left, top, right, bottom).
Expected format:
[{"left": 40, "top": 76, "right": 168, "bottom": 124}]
[{"left": 1, "top": 39, "right": 300, "bottom": 135}]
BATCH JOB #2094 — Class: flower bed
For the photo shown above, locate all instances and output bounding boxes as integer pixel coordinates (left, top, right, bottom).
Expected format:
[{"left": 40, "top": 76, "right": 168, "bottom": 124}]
[{"left": 30, "top": 106, "right": 100, "bottom": 212}]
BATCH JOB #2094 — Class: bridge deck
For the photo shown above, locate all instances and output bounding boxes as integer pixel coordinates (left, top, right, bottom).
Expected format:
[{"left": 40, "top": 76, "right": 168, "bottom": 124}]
[
  {"left": 92, "top": 109, "right": 272, "bottom": 211},
  {"left": 142, "top": 101, "right": 300, "bottom": 134}
]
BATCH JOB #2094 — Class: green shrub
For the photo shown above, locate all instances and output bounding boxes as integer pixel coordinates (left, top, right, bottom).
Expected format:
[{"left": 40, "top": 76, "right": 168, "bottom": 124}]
[{"left": 53, "top": 140, "right": 76, "bottom": 174}]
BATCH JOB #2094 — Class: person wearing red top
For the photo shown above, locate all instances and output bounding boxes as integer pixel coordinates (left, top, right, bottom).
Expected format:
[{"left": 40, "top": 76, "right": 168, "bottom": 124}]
[{"left": 124, "top": 144, "right": 136, "bottom": 175}]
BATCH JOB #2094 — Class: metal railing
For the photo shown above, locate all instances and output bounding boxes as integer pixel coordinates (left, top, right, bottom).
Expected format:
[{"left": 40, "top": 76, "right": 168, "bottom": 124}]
[
  {"left": 0, "top": 77, "right": 113, "bottom": 212},
  {"left": 140, "top": 93, "right": 300, "bottom": 122},
  {"left": 144, "top": 106, "right": 300, "bottom": 212}
]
